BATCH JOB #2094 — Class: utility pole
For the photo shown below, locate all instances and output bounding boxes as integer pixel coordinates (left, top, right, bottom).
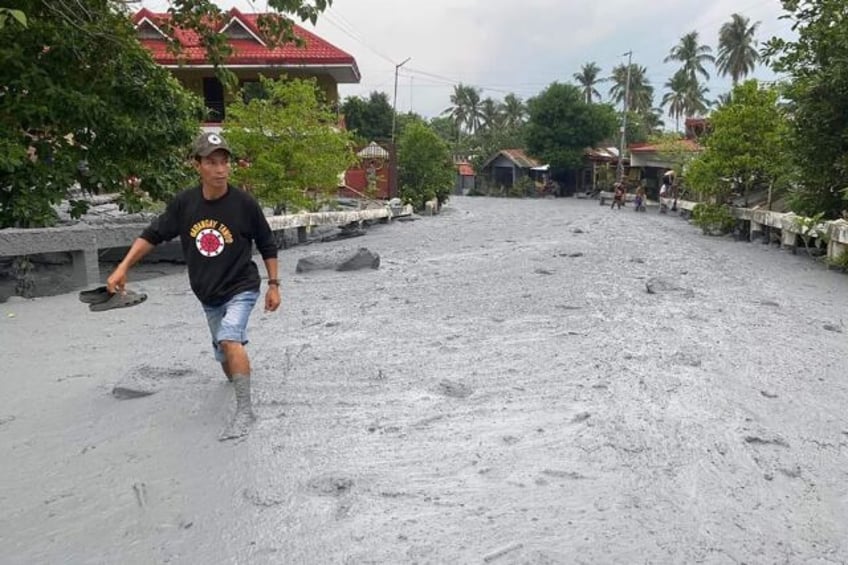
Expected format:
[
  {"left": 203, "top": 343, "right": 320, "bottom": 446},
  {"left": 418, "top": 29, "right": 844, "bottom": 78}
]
[
  {"left": 390, "top": 57, "right": 411, "bottom": 200},
  {"left": 617, "top": 50, "right": 632, "bottom": 182},
  {"left": 391, "top": 57, "right": 411, "bottom": 145}
]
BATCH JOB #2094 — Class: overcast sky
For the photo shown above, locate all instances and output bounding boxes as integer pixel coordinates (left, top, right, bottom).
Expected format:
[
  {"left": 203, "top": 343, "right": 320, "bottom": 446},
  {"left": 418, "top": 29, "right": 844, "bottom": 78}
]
[{"left": 138, "top": 0, "right": 795, "bottom": 121}]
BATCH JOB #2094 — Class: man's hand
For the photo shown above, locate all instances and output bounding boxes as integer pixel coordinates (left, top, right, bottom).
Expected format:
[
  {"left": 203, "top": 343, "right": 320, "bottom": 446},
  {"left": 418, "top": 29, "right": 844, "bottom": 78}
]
[
  {"left": 106, "top": 267, "right": 128, "bottom": 294},
  {"left": 265, "top": 286, "right": 281, "bottom": 312}
]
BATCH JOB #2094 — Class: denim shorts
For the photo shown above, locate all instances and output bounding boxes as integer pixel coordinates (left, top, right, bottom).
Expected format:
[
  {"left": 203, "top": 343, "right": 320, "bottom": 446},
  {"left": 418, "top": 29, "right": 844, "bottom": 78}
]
[{"left": 202, "top": 290, "right": 260, "bottom": 362}]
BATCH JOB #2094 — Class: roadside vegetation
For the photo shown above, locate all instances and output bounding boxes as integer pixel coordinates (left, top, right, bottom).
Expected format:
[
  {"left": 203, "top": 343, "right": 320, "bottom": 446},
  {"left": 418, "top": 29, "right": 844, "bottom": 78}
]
[{"left": 2, "top": 1, "right": 847, "bottom": 225}]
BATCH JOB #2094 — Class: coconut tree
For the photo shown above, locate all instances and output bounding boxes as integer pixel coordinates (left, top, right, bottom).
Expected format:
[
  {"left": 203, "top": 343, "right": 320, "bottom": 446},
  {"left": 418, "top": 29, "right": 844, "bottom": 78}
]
[
  {"left": 609, "top": 64, "right": 654, "bottom": 115},
  {"left": 661, "top": 69, "right": 690, "bottom": 131},
  {"left": 573, "top": 62, "right": 605, "bottom": 103},
  {"left": 442, "top": 83, "right": 484, "bottom": 136},
  {"left": 682, "top": 80, "right": 711, "bottom": 117},
  {"left": 463, "top": 86, "right": 484, "bottom": 134},
  {"left": 717, "top": 13, "right": 760, "bottom": 85},
  {"left": 665, "top": 31, "right": 715, "bottom": 81},
  {"left": 479, "top": 97, "right": 503, "bottom": 133},
  {"left": 714, "top": 92, "right": 733, "bottom": 109},
  {"left": 501, "top": 93, "right": 526, "bottom": 129},
  {"left": 442, "top": 84, "right": 469, "bottom": 139}
]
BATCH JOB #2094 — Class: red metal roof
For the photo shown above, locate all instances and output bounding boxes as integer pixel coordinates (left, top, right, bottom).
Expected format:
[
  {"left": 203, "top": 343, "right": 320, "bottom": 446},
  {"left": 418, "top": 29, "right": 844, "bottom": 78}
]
[
  {"left": 457, "top": 162, "right": 475, "bottom": 176},
  {"left": 629, "top": 139, "right": 701, "bottom": 153},
  {"left": 132, "top": 8, "right": 360, "bottom": 81}
]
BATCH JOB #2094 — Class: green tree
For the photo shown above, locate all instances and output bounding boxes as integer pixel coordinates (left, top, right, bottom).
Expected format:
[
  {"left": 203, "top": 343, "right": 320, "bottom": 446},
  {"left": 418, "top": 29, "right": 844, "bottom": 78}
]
[
  {"left": 682, "top": 79, "right": 711, "bottom": 118},
  {"left": 397, "top": 122, "right": 454, "bottom": 210},
  {"left": 652, "top": 132, "right": 702, "bottom": 188},
  {"left": 429, "top": 116, "right": 461, "bottom": 146},
  {"left": 662, "top": 70, "right": 690, "bottom": 131},
  {"left": 479, "top": 97, "right": 503, "bottom": 133},
  {"left": 609, "top": 64, "right": 654, "bottom": 115},
  {"left": 686, "top": 80, "right": 790, "bottom": 207},
  {"left": 717, "top": 13, "right": 760, "bottom": 85},
  {"left": 525, "top": 82, "right": 618, "bottom": 171},
  {"left": 340, "top": 91, "right": 393, "bottom": 143},
  {"left": 665, "top": 31, "right": 715, "bottom": 82},
  {"left": 574, "top": 62, "right": 605, "bottom": 103},
  {"left": 0, "top": 0, "right": 204, "bottom": 228},
  {"left": 224, "top": 76, "right": 356, "bottom": 213},
  {"left": 501, "top": 93, "right": 527, "bottom": 128},
  {"left": 442, "top": 83, "right": 484, "bottom": 137},
  {"left": 763, "top": 0, "right": 848, "bottom": 217},
  {"left": 394, "top": 111, "right": 425, "bottom": 140},
  {"left": 0, "top": 0, "right": 331, "bottom": 228},
  {"left": 626, "top": 109, "right": 664, "bottom": 145}
]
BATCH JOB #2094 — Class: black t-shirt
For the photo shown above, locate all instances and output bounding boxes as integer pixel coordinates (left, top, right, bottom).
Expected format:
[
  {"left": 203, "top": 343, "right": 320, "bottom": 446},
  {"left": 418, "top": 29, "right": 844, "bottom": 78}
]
[{"left": 140, "top": 185, "right": 278, "bottom": 306}]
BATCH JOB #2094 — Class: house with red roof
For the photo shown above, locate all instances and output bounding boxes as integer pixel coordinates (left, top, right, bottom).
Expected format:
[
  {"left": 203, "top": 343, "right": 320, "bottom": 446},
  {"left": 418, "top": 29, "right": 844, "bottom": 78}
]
[
  {"left": 132, "top": 8, "right": 360, "bottom": 129},
  {"left": 628, "top": 137, "right": 702, "bottom": 196}
]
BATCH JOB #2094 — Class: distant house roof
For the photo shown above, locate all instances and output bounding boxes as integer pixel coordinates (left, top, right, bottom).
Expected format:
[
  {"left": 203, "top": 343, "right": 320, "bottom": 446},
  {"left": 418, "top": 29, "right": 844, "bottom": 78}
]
[
  {"left": 132, "top": 7, "right": 360, "bottom": 83},
  {"left": 456, "top": 161, "right": 475, "bottom": 176},
  {"left": 357, "top": 141, "right": 389, "bottom": 160},
  {"left": 585, "top": 146, "right": 620, "bottom": 161},
  {"left": 482, "top": 149, "right": 541, "bottom": 170},
  {"left": 629, "top": 139, "right": 702, "bottom": 154}
]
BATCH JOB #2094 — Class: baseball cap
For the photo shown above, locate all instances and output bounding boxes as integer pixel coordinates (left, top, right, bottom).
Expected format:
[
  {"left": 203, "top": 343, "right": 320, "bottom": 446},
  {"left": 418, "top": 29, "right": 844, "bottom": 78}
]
[{"left": 191, "top": 132, "right": 232, "bottom": 158}]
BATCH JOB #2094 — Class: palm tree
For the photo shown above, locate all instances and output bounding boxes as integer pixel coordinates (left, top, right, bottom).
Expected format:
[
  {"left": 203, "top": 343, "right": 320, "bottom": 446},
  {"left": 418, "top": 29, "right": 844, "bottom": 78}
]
[
  {"left": 479, "top": 97, "right": 502, "bottom": 133},
  {"left": 573, "top": 62, "right": 604, "bottom": 103},
  {"left": 463, "top": 86, "right": 484, "bottom": 134},
  {"left": 442, "top": 83, "right": 484, "bottom": 136},
  {"left": 609, "top": 64, "right": 654, "bottom": 115},
  {"left": 665, "top": 31, "right": 715, "bottom": 82},
  {"left": 717, "top": 13, "right": 760, "bottom": 85},
  {"left": 442, "top": 84, "right": 469, "bottom": 139},
  {"left": 501, "top": 93, "right": 526, "bottom": 129},
  {"left": 661, "top": 70, "right": 690, "bottom": 131},
  {"left": 682, "top": 80, "right": 711, "bottom": 117},
  {"left": 714, "top": 92, "right": 733, "bottom": 109}
]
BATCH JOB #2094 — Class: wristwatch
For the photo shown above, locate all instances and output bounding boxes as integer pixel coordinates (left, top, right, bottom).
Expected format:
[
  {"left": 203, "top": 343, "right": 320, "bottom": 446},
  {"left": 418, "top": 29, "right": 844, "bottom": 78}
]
[{"left": 267, "top": 279, "right": 280, "bottom": 287}]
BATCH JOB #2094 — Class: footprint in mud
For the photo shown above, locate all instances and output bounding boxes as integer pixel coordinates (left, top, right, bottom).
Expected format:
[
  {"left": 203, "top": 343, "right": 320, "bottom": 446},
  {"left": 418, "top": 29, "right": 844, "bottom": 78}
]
[
  {"left": 541, "top": 469, "right": 586, "bottom": 480},
  {"left": 744, "top": 435, "right": 790, "bottom": 448},
  {"left": 438, "top": 379, "right": 474, "bottom": 399},
  {"left": 112, "top": 365, "right": 196, "bottom": 399},
  {"left": 671, "top": 351, "right": 702, "bottom": 368},
  {"left": 243, "top": 487, "right": 285, "bottom": 507},
  {"left": 307, "top": 475, "right": 355, "bottom": 497}
]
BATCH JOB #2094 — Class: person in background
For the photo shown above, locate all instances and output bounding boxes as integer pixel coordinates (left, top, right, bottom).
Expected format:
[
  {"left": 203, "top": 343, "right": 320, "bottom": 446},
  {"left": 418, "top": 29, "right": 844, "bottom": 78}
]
[{"left": 611, "top": 182, "right": 625, "bottom": 210}]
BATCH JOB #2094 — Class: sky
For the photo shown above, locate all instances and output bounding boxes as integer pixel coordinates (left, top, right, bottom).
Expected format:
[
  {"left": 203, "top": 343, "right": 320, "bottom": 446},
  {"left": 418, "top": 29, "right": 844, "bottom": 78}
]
[{"left": 137, "top": 0, "right": 796, "bottom": 122}]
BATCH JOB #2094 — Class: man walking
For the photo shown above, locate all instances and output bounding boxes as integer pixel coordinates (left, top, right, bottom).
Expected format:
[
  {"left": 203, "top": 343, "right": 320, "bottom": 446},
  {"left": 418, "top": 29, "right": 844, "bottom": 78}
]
[{"left": 106, "top": 132, "right": 280, "bottom": 440}]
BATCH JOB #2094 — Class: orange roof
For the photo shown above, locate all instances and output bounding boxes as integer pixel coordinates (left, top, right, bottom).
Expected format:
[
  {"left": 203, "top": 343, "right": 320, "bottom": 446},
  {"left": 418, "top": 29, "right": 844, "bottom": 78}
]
[
  {"left": 457, "top": 162, "right": 474, "bottom": 176},
  {"left": 132, "top": 8, "right": 360, "bottom": 82},
  {"left": 629, "top": 139, "right": 701, "bottom": 153}
]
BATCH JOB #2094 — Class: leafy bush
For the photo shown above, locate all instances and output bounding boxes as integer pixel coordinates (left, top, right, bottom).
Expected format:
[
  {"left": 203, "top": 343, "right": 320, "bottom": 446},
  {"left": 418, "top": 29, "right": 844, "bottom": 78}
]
[
  {"left": 692, "top": 203, "right": 735, "bottom": 235},
  {"left": 510, "top": 176, "right": 534, "bottom": 198},
  {"left": 398, "top": 122, "right": 453, "bottom": 211},
  {"left": 224, "top": 76, "right": 356, "bottom": 213}
]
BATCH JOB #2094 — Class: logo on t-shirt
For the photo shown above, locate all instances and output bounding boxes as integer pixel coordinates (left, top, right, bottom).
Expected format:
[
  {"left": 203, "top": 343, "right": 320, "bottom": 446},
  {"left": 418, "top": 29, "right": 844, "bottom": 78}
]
[{"left": 189, "top": 219, "right": 234, "bottom": 258}]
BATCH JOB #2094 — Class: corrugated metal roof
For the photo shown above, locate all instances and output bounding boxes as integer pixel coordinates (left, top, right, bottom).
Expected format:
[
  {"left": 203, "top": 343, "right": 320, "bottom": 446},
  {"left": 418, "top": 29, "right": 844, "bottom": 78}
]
[
  {"left": 132, "top": 8, "right": 360, "bottom": 82},
  {"left": 585, "top": 146, "right": 619, "bottom": 160},
  {"left": 629, "top": 139, "right": 701, "bottom": 153},
  {"left": 357, "top": 142, "right": 389, "bottom": 159},
  {"left": 481, "top": 149, "right": 541, "bottom": 170}
]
